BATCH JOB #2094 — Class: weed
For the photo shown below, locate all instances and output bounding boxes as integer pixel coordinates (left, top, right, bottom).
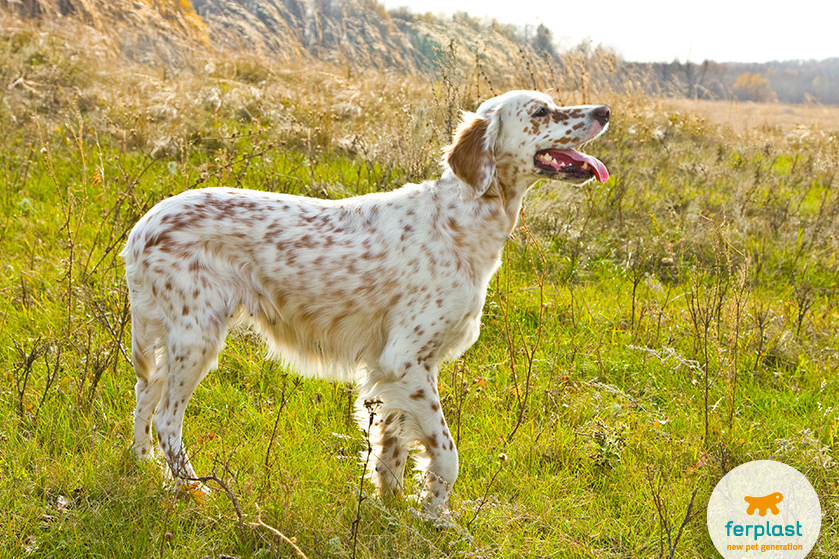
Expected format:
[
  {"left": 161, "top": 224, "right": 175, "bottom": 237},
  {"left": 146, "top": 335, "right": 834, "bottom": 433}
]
[{"left": 646, "top": 466, "right": 702, "bottom": 559}]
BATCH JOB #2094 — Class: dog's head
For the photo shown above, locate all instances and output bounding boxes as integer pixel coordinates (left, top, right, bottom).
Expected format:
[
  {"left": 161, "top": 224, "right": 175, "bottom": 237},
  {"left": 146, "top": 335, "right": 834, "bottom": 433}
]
[{"left": 445, "top": 90, "right": 610, "bottom": 196}]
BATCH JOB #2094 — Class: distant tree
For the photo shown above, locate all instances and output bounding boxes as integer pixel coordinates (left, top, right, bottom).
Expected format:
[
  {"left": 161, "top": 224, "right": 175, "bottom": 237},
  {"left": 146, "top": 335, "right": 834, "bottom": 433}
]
[
  {"left": 532, "top": 24, "right": 558, "bottom": 60},
  {"left": 388, "top": 6, "right": 413, "bottom": 22},
  {"left": 732, "top": 72, "right": 778, "bottom": 103}
]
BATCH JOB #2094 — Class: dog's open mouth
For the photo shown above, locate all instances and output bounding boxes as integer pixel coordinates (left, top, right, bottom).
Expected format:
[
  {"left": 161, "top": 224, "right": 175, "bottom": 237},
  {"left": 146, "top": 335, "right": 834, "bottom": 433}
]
[{"left": 534, "top": 149, "right": 609, "bottom": 184}]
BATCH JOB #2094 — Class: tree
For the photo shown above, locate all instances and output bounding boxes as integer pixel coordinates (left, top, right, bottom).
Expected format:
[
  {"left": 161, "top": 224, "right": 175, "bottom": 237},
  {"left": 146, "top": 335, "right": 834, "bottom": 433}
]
[
  {"left": 732, "top": 72, "right": 777, "bottom": 103},
  {"left": 531, "top": 24, "right": 558, "bottom": 60}
]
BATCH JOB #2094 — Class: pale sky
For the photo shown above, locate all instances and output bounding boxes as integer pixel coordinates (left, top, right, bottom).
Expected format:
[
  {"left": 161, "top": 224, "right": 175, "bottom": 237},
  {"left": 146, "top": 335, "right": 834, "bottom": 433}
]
[{"left": 380, "top": 0, "right": 839, "bottom": 63}]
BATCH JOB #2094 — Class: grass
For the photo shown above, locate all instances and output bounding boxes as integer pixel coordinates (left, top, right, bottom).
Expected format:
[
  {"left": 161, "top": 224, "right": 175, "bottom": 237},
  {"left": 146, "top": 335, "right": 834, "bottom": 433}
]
[{"left": 1, "top": 19, "right": 839, "bottom": 558}]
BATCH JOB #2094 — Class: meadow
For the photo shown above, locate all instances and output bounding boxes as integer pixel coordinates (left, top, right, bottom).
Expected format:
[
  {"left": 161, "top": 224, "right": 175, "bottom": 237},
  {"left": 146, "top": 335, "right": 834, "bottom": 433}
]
[{"left": 1, "top": 19, "right": 838, "bottom": 558}]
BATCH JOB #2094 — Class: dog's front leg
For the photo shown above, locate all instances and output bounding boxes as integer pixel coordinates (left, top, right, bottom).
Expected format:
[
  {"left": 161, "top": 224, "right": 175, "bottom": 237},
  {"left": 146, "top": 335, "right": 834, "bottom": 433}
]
[
  {"left": 407, "top": 366, "right": 458, "bottom": 516},
  {"left": 357, "top": 359, "right": 458, "bottom": 516}
]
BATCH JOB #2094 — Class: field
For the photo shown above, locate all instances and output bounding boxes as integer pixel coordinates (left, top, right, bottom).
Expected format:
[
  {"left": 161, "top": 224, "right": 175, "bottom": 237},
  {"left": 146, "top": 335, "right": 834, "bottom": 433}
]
[
  {"left": 662, "top": 97, "right": 839, "bottom": 136},
  {"left": 1, "top": 21, "right": 839, "bottom": 558}
]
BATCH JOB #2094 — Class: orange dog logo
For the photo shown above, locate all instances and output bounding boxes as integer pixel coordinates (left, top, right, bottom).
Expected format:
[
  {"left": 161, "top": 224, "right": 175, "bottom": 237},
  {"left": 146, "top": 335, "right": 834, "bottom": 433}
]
[{"left": 744, "top": 492, "right": 783, "bottom": 516}]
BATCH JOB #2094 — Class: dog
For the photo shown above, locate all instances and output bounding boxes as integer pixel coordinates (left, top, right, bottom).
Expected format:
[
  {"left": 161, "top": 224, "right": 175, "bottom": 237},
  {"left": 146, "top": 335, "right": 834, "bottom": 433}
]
[{"left": 123, "top": 90, "right": 610, "bottom": 515}]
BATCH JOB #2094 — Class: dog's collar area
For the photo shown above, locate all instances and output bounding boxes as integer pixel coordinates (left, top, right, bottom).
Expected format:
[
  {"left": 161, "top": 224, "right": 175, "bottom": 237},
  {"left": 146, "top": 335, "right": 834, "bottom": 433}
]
[{"left": 534, "top": 149, "right": 609, "bottom": 183}]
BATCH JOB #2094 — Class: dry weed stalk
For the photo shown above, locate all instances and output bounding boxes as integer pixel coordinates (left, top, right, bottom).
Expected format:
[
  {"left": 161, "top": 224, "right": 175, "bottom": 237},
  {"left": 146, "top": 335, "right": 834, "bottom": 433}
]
[
  {"left": 498, "top": 214, "right": 547, "bottom": 445},
  {"left": 686, "top": 214, "right": 750, "bottom": 445},
  {"left": 11, "top": 338, "right": 58, "bottom": 422},
  {"left": 646, "top": 466, "right": 701, "bottom": 559},
  {"left": 253, "top": 506, "right": 311, "bottom": 559},
  {"left": 465, "top": 453, "right": 507, "bottom": 529},
  {"left": 351, "top": 398, "right": 381, "bottom": 559}
]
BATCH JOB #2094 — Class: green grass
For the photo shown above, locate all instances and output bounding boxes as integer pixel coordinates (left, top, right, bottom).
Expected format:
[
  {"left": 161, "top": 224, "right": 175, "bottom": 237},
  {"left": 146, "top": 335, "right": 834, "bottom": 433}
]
[{"left": 1, "top": 33, "right": 839, "bottom": 557}]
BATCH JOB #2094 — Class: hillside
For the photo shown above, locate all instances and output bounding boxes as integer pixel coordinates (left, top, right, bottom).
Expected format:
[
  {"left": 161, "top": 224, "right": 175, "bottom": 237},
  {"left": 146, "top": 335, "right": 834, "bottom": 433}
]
[
  {"left": 3, "top": 0, "right": 838, "bottom": 104},
  {"left": 0, "top": 0, "right": 555, "bottom": 80},
  {"left": 0, "top": 0, "right": 208, "bottom": 66}
]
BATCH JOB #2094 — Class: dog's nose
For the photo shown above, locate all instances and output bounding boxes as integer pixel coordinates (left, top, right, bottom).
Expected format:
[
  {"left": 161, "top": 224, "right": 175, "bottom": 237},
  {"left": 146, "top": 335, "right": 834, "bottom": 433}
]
[{"left": 593, "top": 105, "right": 611, "bottom": 126}]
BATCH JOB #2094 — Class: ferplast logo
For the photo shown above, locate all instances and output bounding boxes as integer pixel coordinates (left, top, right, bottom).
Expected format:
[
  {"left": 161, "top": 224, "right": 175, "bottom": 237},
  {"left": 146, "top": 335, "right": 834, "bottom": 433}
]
[
  {"left": 707, "top": 460, "right": 821, "bottom": 558},
  {"left": 724, "top": 492, "right": 804, "bottom": 541},
  {"left": 744, "top": 492, "right": 783, "bottom": 516}
]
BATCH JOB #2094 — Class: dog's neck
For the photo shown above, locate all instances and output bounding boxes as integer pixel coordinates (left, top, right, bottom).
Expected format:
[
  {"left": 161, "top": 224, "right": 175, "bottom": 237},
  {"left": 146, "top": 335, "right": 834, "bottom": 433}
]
[{"left": 427, "top": 171, "right": 529, "bottom": 282}]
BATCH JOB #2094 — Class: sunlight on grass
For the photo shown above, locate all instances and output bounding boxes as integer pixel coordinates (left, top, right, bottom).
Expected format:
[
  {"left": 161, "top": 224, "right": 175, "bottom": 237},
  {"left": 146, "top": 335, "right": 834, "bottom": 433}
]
[{"left": 1, "top": 18, "right": 838, "bottom": 558}]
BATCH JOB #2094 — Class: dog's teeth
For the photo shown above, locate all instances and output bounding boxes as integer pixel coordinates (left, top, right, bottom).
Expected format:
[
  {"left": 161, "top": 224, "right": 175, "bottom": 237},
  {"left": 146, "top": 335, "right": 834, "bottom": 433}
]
[{"left": 582, "top": 163, "right": 590, "bottom": 170}]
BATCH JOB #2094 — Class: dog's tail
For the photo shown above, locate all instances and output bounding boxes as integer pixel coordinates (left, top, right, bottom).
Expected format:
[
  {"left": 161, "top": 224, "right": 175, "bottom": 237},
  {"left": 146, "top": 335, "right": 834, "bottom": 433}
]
[
  {"left": 122, "top": 230, "right": 166, "bottom": 383},
  {"left": 130, "top": 309, "right": 162, "bottom": 382}
]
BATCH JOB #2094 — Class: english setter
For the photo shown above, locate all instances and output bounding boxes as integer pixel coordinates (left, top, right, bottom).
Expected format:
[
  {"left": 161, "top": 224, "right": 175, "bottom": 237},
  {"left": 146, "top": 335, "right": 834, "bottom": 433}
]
[{"left": 123, "top": 90, "right": 610, "bottom": 515}]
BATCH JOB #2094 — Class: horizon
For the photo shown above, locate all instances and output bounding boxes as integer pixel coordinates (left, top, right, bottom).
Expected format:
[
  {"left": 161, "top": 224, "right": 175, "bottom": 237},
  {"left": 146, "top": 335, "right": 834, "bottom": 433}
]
[{"left": 380, "top": 0, "right": 839, "bottom": 65}]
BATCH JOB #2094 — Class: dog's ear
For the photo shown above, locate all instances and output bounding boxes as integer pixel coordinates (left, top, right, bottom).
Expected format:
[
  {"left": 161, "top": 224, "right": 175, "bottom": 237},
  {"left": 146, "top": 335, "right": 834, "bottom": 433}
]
[{"left": 445, "top": 111, "right": 498, "bottom": 197}]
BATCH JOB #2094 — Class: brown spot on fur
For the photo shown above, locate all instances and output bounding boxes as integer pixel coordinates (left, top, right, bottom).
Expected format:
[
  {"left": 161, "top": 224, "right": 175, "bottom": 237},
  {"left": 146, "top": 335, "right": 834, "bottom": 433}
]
[
  {"left": 410, "top": 389, "right": 425, "bottom": 400},
  {"left": 382, "top": 435, "right": 397, "bottom": 456},
  {"left": 551, "top": 110, "right": 570, "bottom": 124},
  {"left": 294, "top": 234, "right": 316, "bottom": 250},
  {"left": 145, "top": 231, "right": 173, "bottom": 250}
]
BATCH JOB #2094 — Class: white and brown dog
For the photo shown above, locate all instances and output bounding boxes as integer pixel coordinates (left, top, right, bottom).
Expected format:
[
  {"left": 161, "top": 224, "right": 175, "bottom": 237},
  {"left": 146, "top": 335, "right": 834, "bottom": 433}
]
[{"left": 123, "top": 90, "right": 610, "bottom": 515}]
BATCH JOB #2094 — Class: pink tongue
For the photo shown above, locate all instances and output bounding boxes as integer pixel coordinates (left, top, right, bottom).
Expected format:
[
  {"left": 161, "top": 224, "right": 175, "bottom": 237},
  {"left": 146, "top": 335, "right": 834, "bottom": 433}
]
[{"left": 553, "top": 150, "right": 609, "bottom": 183}]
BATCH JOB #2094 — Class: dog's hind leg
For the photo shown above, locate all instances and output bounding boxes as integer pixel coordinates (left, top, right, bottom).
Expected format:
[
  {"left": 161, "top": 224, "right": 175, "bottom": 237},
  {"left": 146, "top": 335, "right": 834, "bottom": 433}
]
[
  {"left": 131, "top": 307, "right": 166, "bottom": 460},
  {"left": 153, "top": 321, "right": 227, "bottom": 491}
]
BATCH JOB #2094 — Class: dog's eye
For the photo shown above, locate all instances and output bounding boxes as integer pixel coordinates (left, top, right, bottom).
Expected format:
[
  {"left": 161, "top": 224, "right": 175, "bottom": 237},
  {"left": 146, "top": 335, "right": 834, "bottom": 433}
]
[{"left": 532, "top": 106, "right": 549, "bottom": 118}]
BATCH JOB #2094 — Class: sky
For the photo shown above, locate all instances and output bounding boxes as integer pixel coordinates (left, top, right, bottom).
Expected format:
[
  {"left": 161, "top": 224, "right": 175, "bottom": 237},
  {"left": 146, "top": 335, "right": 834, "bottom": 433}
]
[{"left": 379, "top": 0, "right": 839, "bottom": 64}]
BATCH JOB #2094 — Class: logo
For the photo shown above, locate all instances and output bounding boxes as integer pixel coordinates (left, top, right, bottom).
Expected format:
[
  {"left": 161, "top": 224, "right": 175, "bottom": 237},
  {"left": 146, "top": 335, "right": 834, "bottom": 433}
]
[
  {"left": 707, "top": 460, "right": 821, "bottom": 558},
  {"left": 745, "top": 492, "right": 783, "bottom": 516}
]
